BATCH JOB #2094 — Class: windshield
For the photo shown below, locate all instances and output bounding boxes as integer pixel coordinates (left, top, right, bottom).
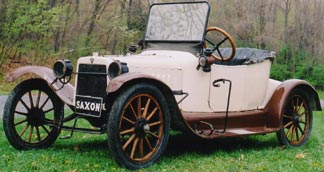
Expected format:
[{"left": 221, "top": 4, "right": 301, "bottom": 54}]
[{"left": 145, "top": 2, "right": 210, "bottom": 42}]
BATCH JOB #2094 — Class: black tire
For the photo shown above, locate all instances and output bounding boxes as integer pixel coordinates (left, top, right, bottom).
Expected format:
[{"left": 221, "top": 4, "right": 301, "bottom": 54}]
[
  {"left": 276, "top": 88, "right": 313, "bottom": 147},
  {"left": 3, "top": 79, "right": 64, "bottom": 150},
  {"left": 107, "top": 83, "right": 170, "bottom": 170}
]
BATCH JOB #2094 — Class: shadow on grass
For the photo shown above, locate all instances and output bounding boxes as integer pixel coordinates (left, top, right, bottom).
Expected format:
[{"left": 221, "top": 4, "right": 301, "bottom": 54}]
[
  {"left": 164, "top": 132, "right": 279, "bottom": 157},
  {"left": 50, "top": 131, "right": 279, "bottom": 160}
]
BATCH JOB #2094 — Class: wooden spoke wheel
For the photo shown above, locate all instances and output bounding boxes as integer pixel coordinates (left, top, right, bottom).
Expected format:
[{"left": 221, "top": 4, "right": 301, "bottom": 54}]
[
  {"left": 3, "top": 79, "right": 64, "bottom": 150},
  {"left": 108, "top": 83, "right": 170, "bottom": 169},
  {"left": 277, "top": 89, "right": 313, "bottom": 147}
]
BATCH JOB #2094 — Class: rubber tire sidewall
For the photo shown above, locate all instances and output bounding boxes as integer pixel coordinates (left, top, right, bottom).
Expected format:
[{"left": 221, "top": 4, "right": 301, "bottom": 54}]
[
  {"left": 107, "top": 83, "right": 170, "bottom": 170},
  {"left": 276, "top": 88, "right": 313, "bottom": 147},
  {"left": 3, "top": 79, "right": 64, "bottom": 150}
]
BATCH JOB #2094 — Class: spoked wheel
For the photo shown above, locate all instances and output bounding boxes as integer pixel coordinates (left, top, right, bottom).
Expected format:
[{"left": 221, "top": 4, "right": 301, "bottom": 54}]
[
  {"left": 108, "top": 83, "right": 170, "bottom": 169},
  {"left": 3, "top": 79, "right": 64, "bottom": 150},
  {"left": 276, "top": 89, "right": 312, "bottom": 147}
]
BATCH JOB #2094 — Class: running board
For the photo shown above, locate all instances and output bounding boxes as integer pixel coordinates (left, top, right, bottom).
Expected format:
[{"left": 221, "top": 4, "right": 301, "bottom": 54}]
[{"left": 194, "top": 127, "right": 277, "bottom": 138}]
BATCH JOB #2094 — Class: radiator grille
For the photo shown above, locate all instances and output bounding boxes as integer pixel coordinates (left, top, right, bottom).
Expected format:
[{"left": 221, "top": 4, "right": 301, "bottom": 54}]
[{"left": 76, "top": 64, "right": 107, "bottom": 99}]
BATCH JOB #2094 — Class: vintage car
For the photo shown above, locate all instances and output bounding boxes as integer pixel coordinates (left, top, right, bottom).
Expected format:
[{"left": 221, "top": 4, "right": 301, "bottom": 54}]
[{"left": 2, "top": 1, "right": 322, "bottom": 170}]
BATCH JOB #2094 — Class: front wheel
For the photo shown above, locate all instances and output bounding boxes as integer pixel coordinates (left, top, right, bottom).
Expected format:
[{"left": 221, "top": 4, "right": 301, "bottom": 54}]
[
  {"left": 107, "top": 83, "right": 170, "bottom": 170},
  {"left": 276, "top": 89, "right": 313, "bottom": 147},
  {"left": 3, "top": 79, "right": 64, "bottom": 150}
]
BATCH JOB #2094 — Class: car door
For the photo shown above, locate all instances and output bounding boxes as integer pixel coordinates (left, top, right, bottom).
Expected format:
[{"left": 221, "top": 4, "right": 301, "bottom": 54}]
[{"left": 209, "top": 61, "right": 271, "bottom": 112}]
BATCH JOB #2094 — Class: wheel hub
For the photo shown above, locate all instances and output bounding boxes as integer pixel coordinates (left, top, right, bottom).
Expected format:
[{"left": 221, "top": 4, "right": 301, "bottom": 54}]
[
  {"left": 292, "top": 113, "right": 300, "bottom": 125},
  {"left": 135, "top": 118, "right": 150, "bottom": 137},
  {"left": 27, "top": 108, "right": 45, "bottom": 126}
]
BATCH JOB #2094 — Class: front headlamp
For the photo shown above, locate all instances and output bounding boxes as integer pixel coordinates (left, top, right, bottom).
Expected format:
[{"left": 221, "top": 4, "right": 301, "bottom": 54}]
[
  {"left": 53, "top": 59, "right": 73, "bottom": 79},
  {"left": 108, "top": 61, "right": 129, "bottom": 79}
]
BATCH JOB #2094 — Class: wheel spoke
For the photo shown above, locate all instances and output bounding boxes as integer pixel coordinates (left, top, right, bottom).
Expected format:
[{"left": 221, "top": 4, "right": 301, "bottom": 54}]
[
  {"left": 142, "top": 98, "right": 151, "bottom": 118},
  {"left": 19, "top": 98, "right": 30, "bottom": 111},
  {"left": 283, "top": 114, "right": 293, "bottom": 119},
  {"left": 284, "top": 121, "right": 293, "bottom": 128},
  {"left": 122, "top": 134, "right": 136, "bottom": 150},
  {"left": 144, "top": 137, "right": 153, "bottom": 150},
  {"left": 148, "top": 131, "right": 159, "bottom": 139},
  {"left": 39, "top": 96, "right": 50, "bottom": 110},
  {"left": 130, "top": 138, "right": 139, "bottom": 159},
  {"left": 36, "top": 90, "right": 41, "bottom": 108},
  {"left": 149, "top": 121, "right": 162, "bottom": 127},
  {"left": 43, "top": 117, "right": 53, "bottom": 123},
  {"left": 44, "top": 107, "right": 54, "bottom": 114},
  {"left": 14, "top": 111, "right": 28, "bottom": 116},
  {"left": 295, "top": 126, "right": 300, "bottom": 141},
  {"left": 19, "top": 124, "right": 30, "bottom": 136},
  {"left": 290, "top": 99, "right": 295, "bottom": 112},
  {"left": 146, "top": 107, "right": 158, "bottom": 121},
  {"left": 297, "top": 101, "right": 304, "bottom": 113},
  {"left": 298, "top": 111, "right": 306, "bottom": 117},
  {"left": 129, "top": 104, "right": 138, "bottom": 119},
  {"left": 14, "top": 118, "right": 28, "bottom": 126},
  {"left": 139, "top": 138, "right": 144, "bottom": 158},
  {"left": 290, "top": 126, "right": 295, "bottom": 143},
  {"left": 41, "top": 125, "right": 50, "bottom": 134},
  {"left": 137, "top": 96, "right": 142, "bottom": 117},
  {"left": 294, "top": 97, "right": 299, "bottom": 111},
  {"left": 28, "top": 126, "right": 34, "bottom": 143},
  {"left": 122, "top": 116, "right": 135, "bottom": 125},
  {"left": 299, "top": 120, "right": 306, "bottom": 125},
  {"left": 286, "top": 125, "right": 293, "bottom": 138},
  {"left": 120, "top": 127, "right": 135, "bottom": 135},
  {"left": 297, "top": 124, "right": 305, "bottom": 135},
  {"left": 28, "top": 91, "right": 34, "bottom": 108},
  {"left": 36, "top": 126, "right": 41, "bottom": 142}
]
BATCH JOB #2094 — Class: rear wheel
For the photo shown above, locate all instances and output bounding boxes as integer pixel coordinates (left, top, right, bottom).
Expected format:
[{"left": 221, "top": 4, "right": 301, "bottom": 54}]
[
  {"left": 3, "top": 79, "right": 64, "bottom": 150},
  {"left": 107, "top": 83, "right": 170, "bottom": 169},
  {"left": 276, "top": 89, "right": 312, "bottom": 147}
]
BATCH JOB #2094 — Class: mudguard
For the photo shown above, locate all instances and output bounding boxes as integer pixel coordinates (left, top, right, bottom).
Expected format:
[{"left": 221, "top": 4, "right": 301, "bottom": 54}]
[
  {"left": 265, "top": 79, "right": 321, "bottom": 129},
  {"left": 106, "top": 72, "right": 160, "bottom": 93},
  {"left": 107, "top": 72, "right": 191, "bottom": 133},
  {"left": 5, "top": 66, "right": 74, "bottom": 106}
]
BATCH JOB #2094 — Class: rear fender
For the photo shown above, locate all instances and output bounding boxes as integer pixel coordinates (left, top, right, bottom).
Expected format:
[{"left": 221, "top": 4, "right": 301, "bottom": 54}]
[
  {"left": 5, "top": 66, "right": 74, "bottom": 106},
  {"left": 265, "top": 79, "right": 321, "bottom": 129}
]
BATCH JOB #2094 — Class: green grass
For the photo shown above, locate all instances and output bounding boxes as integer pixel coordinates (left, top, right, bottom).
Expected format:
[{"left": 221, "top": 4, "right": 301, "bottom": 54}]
[
  {"left": 317, "top": 90, "right": 324, "bottom": 100},
  {"left": 1, "top": 112, "right": 324, "bottom": 172}
]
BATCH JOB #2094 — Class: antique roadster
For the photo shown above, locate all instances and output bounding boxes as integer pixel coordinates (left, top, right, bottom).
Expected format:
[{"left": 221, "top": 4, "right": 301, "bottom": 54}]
[{"left": 2, "top": 1, "right": 321, "bottom": 170}]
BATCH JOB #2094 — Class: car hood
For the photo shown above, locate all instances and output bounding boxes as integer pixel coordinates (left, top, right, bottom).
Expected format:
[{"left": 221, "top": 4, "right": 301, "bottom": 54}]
[
  {"left": 106, "top": 50, "right": 198, "bottom": 91},
  {"left": 106, "top": 50, "right": 197, "bottom": 70}
]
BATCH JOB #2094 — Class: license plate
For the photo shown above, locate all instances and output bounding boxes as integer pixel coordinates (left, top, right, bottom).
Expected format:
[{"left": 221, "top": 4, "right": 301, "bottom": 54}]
[{"left": 75, "top": 95, "right": 103, "bottom": 117}]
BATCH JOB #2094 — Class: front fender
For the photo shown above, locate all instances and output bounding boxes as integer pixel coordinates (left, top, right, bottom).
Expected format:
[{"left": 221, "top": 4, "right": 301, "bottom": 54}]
[
  {"left": 107, "top": 72, "right": 162, "bottom": 93},
  {"left": 265, "top": 79, "right": 321, "bottom": 129},
  {"left": 107, "top": 72, "right": 191, "bottom": 133},
  {"left": 5, "top": 66, "right": 74, "bottom": 106}
]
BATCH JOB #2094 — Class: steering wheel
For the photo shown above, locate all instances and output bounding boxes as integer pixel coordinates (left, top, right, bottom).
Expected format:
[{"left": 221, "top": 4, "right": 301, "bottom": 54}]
[{"left": 204, "top": 27, "right": 236, "bottom": 62}]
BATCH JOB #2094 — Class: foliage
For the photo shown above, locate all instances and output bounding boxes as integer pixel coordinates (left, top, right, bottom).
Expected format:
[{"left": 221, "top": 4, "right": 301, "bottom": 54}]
[
  {"left": 0, "top": 0, "right": 324, "bottom": 90},
  {"left": 0, "top": 0, "right": 59, "bottom": 65}
]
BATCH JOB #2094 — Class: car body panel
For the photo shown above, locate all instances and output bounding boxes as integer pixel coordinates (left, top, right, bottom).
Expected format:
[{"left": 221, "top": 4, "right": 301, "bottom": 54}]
[{"left": 209, "top": 60, "right": 271, "bottom": 112}]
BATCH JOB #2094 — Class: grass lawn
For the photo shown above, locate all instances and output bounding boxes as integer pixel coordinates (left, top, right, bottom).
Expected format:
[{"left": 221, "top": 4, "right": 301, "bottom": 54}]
[
  {"left": 317, "top": 90, "right": 324, "bottom": 100},
  {"left": 0, "top": 111, "right": 324, "bottom": 172}
]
